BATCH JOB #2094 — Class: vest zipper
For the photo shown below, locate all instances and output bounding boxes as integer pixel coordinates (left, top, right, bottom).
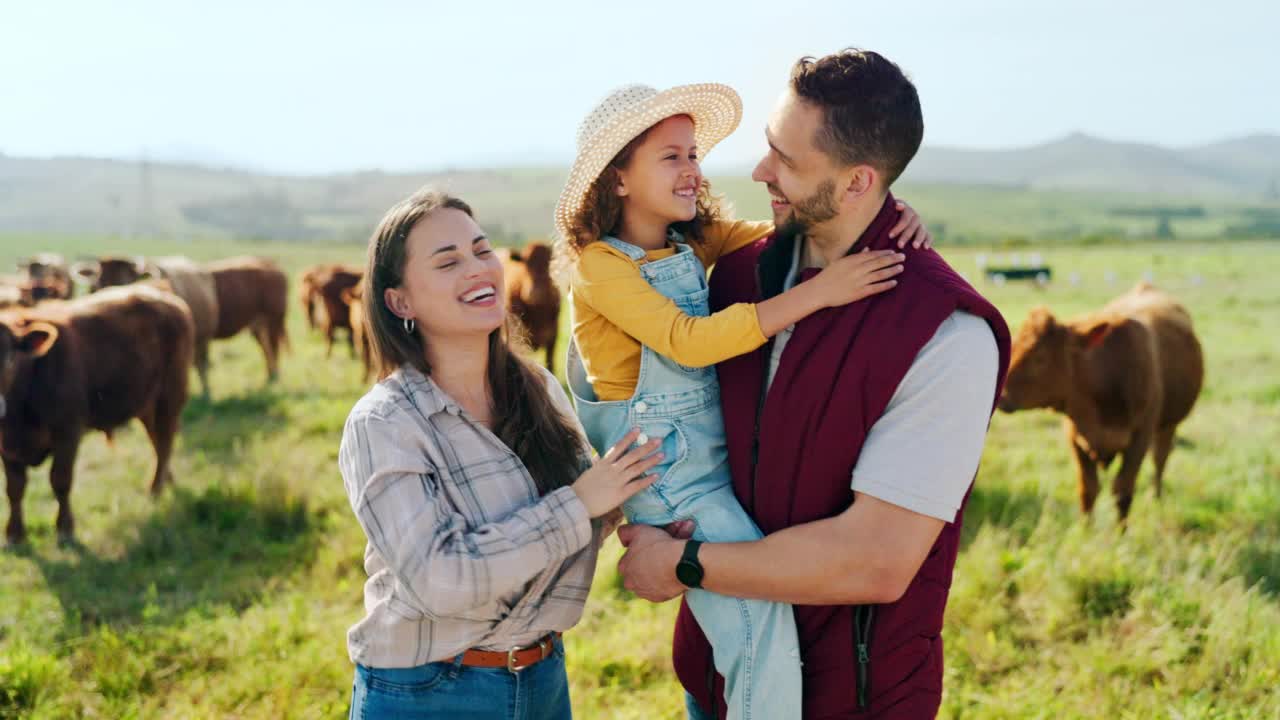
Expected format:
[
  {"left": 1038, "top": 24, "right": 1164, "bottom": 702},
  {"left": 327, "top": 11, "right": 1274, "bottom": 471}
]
[
  {"left": 855, "top": 604, "right": 876, "bottom": 710},
  {"left": 749, "top": 261, "right": 771, "bottom": 514},
  {"left": 750, "top": 399, "right": 762, "bottom": 510},
  {"left": 705, "top": 656, "right": 719, "bottom": 720}
]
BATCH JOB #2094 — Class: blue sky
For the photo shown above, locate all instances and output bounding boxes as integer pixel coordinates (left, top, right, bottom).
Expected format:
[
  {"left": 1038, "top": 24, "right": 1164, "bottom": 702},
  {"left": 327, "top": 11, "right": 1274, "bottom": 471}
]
[{"left": 2, "top": 0, "right": 1275, "bottom": 174}]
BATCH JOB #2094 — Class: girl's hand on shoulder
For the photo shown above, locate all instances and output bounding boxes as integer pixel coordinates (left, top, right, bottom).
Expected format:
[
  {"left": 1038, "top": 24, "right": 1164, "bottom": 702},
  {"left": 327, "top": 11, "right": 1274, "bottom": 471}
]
[
  {"left": 890, "top": 200, "right": 934, "bottom": 250},
  {"left": 812, "top": 249, "right": 905, "bottom": 308}
]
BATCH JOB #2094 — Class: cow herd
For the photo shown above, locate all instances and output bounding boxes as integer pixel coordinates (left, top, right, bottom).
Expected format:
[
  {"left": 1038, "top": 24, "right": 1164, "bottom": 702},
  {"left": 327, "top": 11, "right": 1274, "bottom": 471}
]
[
  {"left": 1, "top": 247, "right": 1203, "bottom": 546},
  {"left": 1, "top": 253, "right": 292, "bottom": 544}
]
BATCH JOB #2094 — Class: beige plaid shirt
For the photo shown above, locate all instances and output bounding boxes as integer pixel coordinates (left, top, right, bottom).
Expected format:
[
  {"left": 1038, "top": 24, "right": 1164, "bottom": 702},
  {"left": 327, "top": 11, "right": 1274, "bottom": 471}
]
[{"left": 338, "top": 364, "right": 598, "bottom": 668}]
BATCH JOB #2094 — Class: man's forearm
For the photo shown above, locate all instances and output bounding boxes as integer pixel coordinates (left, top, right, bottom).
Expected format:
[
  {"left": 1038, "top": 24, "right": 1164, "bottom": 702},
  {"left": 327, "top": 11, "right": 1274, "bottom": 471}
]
[
  {"left": 697, "top": 517, "right": 897, "bottom": 605},
  {"left": 695, "top": 493, "right": 945, "bottom": 605}
]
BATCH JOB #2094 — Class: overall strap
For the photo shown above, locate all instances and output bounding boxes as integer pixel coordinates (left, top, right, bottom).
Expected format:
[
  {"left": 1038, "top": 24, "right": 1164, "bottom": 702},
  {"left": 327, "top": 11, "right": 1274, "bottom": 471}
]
[{"left": 602, "top": 236, "right": 647, "bottom": 261}]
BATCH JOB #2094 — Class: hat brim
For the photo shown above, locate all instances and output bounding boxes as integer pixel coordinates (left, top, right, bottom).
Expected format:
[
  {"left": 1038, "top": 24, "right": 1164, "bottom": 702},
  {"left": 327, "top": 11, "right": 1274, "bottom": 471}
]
[{"left": 554, "top": 83, "right": 743, "bottom": 245}]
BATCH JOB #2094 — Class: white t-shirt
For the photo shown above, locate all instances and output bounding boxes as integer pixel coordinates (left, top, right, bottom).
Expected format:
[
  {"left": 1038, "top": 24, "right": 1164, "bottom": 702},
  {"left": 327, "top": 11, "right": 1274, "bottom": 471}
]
[{"left": 765, "top": 243, "right": 999, "bottom": 523}]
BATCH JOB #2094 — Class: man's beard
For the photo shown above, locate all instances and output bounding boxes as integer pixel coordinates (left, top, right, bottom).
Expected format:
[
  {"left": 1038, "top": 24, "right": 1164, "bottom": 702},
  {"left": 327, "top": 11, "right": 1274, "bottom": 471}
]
[{"left": 775, "top": 178, "right": 839, "bottom": 242}]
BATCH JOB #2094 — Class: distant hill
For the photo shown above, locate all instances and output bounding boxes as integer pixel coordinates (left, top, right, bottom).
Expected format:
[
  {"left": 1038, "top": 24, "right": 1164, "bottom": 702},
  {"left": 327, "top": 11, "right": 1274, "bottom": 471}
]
[
  {"left": 0, "top": 154, "right": 566, "bottom": 242},
  {"left": 1, "top": 132, "right": 1276, "bottom": 242},
  {"left": 904, "top": 132, "right": 1280, "bottom": 196}
]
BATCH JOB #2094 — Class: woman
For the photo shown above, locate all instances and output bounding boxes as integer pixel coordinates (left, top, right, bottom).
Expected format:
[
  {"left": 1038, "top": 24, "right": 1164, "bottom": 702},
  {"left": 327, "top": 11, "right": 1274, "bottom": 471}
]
[{"left": 339, "top": 188, "right": 661, "bottom": 719}]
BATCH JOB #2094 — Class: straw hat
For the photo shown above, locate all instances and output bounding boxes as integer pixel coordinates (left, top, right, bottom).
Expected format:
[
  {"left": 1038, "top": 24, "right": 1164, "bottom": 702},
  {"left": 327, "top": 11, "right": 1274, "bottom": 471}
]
[{"left": 554, "top": 83, "right": 743, "bottom": 244}]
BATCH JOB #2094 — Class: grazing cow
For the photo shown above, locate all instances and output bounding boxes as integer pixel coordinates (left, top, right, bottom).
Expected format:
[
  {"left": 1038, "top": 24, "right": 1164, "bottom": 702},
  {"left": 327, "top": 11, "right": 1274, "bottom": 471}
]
[
  {"left": 998, "top": 283, "right": 1204, "bottom": 521},
  {"left": 26, "top": 281, "right": 68, "bottom": 304},
  {"left": 73, "top": 256, "right": 221, "bottom": 398},
  {"left": 501, "top": 242, "right": 561, "bottom": 372},
  {"left": 298, "top": 265, "right": 328, "bottom": 331},
  {"left": 342, "top": 284, "right": 374, "bottom": 382},
  {"left": 17, "top": 253, "right": 73, "bottom": 301},
  {"left": 299, "top": 265, "right": 361, "bottom": 351},
  {"left": 1, "top": 284, "right": 195, "bottom": 544},
  {"left": 207, "top": 257, "right": 289, "bottom": 383},
  {"left": 316, "top": 267, "right": 362, "bottom": 358}
]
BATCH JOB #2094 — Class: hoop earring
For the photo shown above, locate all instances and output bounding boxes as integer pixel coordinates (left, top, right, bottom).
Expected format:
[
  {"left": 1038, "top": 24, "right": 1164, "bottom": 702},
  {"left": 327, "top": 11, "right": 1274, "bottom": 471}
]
[{"left": 403, "top": 318, "right": 415, "bottom": 334}]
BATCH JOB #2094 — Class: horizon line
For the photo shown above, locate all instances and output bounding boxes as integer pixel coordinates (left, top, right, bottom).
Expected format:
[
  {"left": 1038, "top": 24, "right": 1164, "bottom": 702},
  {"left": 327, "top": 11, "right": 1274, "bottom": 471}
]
[{"left": 2, "top": 129, "right": 1277, "bottom": 179}]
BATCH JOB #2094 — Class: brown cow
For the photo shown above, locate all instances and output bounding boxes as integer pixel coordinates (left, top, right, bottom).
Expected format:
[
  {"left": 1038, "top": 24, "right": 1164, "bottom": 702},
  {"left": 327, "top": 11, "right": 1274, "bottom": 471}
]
[
  {"left": 501, "top": 242, "right": 561, "bottom": 372},
  {"left": 298, "top": 265, "right": 327, "bottom": 331},
  {"left": 998, "top": 283, "right": 1204, "bottom": 521},
  {"left": 207, "top": 257, "right": 289, "bottom": 383},
  {"left": 342, "top": 284, "right": 374, "bottom": 382},
  {"left": 316, "top": 267, "right": 362, "bottom": 358},
  {"left": 74, "top": 256, "right": 221, "bottom": 398},
  {"left": 298, "top": 264, "right": 361, "bottom": 335},
  {"left": 70, "top": 256, "right": 149, "bottom": 291},
  {"left": 17, "top": 253, "right": 73, "bottom": 301},
  {"left": 1, "top": 284, "right": 194, "bottom": 544}
]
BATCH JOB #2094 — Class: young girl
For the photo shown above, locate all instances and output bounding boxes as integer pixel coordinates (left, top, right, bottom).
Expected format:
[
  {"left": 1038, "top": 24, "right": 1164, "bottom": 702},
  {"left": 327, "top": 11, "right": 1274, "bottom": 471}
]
[{"left": 555, "top": 84, "right": 930, "bottom": 720}]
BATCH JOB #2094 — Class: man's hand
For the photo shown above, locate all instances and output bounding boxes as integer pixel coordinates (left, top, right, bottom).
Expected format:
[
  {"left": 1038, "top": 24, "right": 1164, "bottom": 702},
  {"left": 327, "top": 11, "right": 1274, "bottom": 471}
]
[{"left": 616, "top": 522, "right": 693, "bottom": 602}]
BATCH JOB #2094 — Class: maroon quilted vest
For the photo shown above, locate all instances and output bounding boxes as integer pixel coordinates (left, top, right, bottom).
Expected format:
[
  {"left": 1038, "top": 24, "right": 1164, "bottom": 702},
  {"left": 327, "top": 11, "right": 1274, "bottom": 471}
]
[{"left": 673, "top": 194, "right": 1011, "bottom": 718}]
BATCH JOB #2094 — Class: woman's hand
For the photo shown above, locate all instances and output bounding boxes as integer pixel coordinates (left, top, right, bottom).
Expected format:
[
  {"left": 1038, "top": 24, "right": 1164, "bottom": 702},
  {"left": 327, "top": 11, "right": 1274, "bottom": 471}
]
[{"left": 572, "top": 429, "right": 663, "bottom": 518}]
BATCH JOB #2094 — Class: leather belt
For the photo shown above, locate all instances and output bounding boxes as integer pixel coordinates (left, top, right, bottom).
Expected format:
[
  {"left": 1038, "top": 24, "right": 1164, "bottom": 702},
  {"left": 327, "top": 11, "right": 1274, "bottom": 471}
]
[{"left": 459, "top": 632, "right": 560, "bottom": 672}]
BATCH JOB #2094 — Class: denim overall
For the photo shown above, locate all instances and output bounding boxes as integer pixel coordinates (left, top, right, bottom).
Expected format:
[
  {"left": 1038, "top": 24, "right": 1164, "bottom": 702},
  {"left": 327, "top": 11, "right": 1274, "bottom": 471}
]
[{"left": 568, "top": 234, "right": 801, "bottom": 720}]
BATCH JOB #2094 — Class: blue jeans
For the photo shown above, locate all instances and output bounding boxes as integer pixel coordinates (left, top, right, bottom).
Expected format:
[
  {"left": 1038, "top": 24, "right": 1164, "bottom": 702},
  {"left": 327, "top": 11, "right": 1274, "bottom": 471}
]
[
  {"left": 349, "top": 638, "right": 571, "bottom": 720},
  {"left": 686, "top": 691, "right": 715, "bottom": 720}
]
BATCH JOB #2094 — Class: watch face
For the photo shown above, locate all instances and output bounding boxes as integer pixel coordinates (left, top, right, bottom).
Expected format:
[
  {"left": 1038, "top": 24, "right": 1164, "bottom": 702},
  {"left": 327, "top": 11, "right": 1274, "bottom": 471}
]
[{"left": 676, "top": 560, "right": 702, "bottom": 587}]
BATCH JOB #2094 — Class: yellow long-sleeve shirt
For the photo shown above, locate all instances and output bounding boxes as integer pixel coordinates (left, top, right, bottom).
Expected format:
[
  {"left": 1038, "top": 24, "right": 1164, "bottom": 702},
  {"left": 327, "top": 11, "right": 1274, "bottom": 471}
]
[{"left": 570, "top": 219, "right": 774, "bottom": 401}]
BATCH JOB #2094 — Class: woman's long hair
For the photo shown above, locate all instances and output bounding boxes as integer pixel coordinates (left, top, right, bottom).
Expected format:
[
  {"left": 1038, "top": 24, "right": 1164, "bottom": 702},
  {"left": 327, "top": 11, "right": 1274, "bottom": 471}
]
[{"left": 363, "top": 188, "right": 584, "bottom": 494}]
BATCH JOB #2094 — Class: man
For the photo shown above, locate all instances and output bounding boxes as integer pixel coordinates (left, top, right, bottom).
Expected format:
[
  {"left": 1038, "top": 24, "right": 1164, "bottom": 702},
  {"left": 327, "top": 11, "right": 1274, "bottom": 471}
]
[{"left": 617, "top": 49, "right": 1012, "bottom": 718}]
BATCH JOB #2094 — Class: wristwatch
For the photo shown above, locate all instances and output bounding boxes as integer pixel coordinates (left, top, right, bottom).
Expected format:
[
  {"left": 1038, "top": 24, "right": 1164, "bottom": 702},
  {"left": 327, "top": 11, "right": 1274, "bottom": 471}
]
[{"left": 675, "top": 539, "right": 704, "bottom": 589}]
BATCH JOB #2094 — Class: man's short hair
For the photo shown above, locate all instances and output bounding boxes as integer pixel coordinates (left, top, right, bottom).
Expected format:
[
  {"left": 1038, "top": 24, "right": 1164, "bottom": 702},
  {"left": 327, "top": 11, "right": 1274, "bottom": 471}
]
[{"left": 790, "top": 49, "right": 924, "bottom": 187}]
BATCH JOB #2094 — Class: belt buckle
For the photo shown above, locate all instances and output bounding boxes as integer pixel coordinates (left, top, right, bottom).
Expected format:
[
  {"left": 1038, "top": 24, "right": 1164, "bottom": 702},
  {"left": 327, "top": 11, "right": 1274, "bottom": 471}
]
[
  {"left": 506, "top": 636, "right": 551, "bottom": 673},
  {"left": 506, "top": 646, "right": 526, "bottom": 673}
]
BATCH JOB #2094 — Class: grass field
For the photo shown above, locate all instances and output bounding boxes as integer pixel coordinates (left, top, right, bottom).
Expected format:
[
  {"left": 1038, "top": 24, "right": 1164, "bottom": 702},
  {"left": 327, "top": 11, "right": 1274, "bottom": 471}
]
[{"left": 1, "top": 234, "right": 1278, "bottom": 719}]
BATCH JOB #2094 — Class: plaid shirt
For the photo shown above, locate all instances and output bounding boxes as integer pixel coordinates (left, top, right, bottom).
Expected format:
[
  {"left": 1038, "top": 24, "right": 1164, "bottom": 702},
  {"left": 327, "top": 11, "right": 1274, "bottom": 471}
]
[{"left": 338, "top": 364, "right": 598, "bottom": 668}]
